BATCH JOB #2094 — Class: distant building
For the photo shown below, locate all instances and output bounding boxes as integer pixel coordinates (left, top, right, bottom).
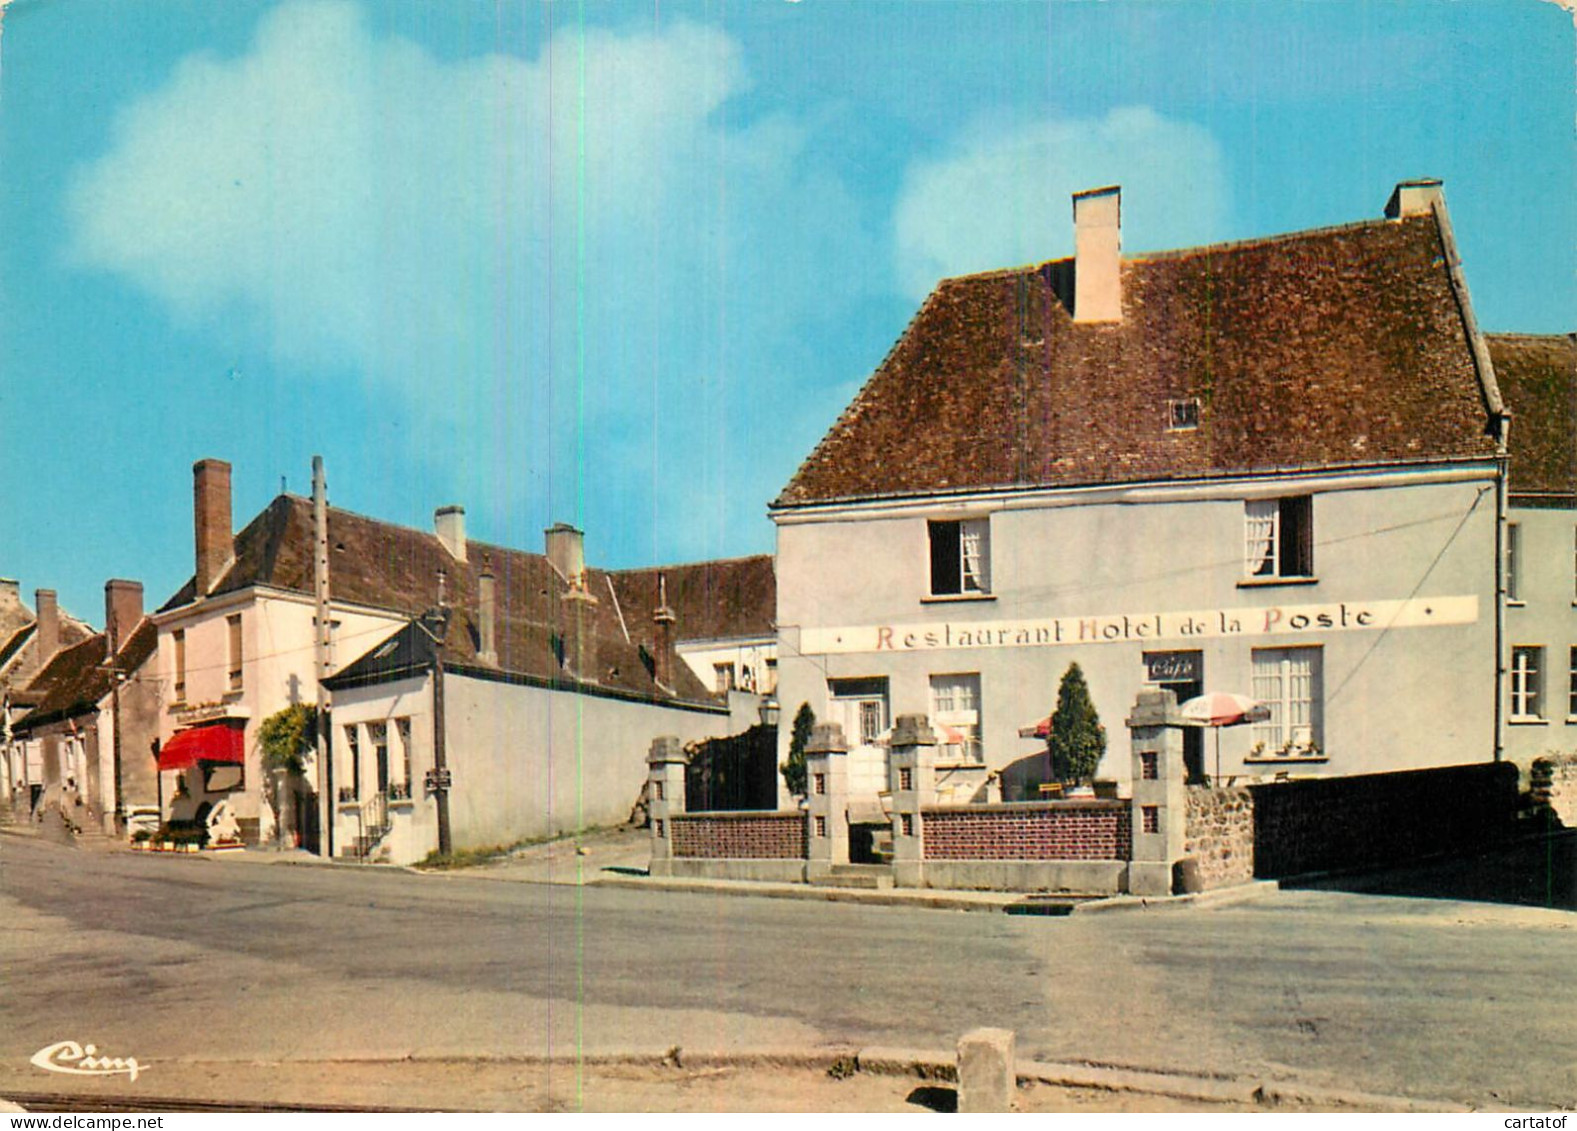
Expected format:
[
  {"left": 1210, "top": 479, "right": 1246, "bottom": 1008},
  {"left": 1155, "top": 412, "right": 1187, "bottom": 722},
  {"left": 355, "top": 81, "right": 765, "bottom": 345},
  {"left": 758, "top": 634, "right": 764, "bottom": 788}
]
[
  {"left": 8, "top": 581, "right": 159, "bottom": 834},
  {"left": 772, "top": 179, "right": 1559, "bottom": 814},
  {"left": 609, "top": 556, "right": 777, "bottom": 698},
  {"left": 153, "top": 460, "right": 763, "bottom": 858},
  {"left": 1, "top": 582, "right": 96, "bottom": 817},
  {"left": 1489, "top": 333, "right": 1577, "bottom": 765}
]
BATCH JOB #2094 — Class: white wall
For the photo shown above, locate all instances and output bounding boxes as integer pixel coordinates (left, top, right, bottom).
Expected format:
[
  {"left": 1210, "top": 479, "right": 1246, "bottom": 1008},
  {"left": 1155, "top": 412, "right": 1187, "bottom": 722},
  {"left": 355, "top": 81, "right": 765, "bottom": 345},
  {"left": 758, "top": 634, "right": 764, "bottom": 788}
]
[
  {"left": 776, "top": 471, "right": 1499, "bottom": 802},
  {"left": 157, "top": 589, "right": 404, "bottom": 835},
  {"left": 1504, "top": 506, "right": 1577, "bottom": 767},
  {"left": 331, "top": 671, "right": 733, "bottom": 863},
  {"left": 676, "top": 638, "right": 777, "bottom": 696}
]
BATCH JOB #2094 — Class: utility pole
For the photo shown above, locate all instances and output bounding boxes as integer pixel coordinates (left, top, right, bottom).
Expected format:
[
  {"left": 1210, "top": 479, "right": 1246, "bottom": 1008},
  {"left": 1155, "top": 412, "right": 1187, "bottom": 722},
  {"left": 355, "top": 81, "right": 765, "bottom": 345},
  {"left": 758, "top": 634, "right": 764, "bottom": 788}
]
[
  {"left": 108, "top": 620, "right": 124, "bottom": 834},
  {"left": 312, "top": 456, "right": 333, "bottom": 855},
  {"left": 418, "top": 568, "right": 452, "bottom": 857}
]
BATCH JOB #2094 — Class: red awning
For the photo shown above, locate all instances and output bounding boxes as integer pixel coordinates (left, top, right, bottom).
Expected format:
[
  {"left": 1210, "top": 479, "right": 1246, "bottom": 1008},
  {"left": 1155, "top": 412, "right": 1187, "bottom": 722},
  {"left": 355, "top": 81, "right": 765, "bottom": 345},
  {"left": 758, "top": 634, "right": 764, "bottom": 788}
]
[{"left": 158, "top": 722, "right": 245, "bottom": 771}]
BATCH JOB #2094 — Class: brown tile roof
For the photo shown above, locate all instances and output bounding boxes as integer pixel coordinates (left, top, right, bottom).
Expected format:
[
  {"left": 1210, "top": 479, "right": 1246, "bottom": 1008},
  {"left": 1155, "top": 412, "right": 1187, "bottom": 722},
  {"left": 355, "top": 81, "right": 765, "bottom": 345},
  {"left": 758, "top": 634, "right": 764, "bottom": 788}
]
[
  {"left": 0, "top": 617, "right": 95, "bottom": 691},
  {"left": 777, "top": 213, "right": 1500, "bottom": 507},
  {"left": 14, "top": 619, "right": 158, "bottom": 731},
  {"left": 608, "top": 555, "right": 776, "bottom": 644},
  {"left": 162, "top": 497, "right": 727, "bottom": 704},
  {"left": 1488, "top": 333, "right": 1577, "bottom": 500}
]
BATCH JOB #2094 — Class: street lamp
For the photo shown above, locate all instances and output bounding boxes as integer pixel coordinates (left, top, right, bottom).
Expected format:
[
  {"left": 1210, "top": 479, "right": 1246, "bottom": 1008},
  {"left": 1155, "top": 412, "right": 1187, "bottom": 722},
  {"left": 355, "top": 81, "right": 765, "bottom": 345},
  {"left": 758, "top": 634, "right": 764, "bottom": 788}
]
[{"left": 758, "top": 698, "right": 781, "bottom": 728}]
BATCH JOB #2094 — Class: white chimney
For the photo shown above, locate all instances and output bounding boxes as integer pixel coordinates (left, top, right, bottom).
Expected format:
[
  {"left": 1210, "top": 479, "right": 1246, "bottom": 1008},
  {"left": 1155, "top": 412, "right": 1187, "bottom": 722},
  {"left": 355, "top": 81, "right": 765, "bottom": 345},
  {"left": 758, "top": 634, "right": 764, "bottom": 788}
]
[
  {"left": 477, "top": 558, "right": 497, "bottom": 666},
  {"left": 545, "top": 523, "right": 586, "bottom": 589},
  {"left": 1385, "top": 178, "right": 1443, "bottom": 219},
  {"left": 435, "top": 505, "right": 467, "bottom": 563},
  {"left": 1073, "top": 185, "right": 1122, "bottom": 324}
]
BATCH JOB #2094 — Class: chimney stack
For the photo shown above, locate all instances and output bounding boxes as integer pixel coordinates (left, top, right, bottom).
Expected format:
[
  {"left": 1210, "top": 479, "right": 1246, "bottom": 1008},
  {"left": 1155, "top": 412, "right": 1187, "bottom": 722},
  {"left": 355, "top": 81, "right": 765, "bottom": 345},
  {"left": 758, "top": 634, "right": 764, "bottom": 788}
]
[
  {"left": 652, "top": 574, "right": 677, "bottom": 690},
  {"left": 477, "top": 557, "right": 498, "bottom": 666},
  {"left": 104, "top": 580, "right": 144, "bottom": 658},
  {"left": 1073, "top": 185, "right": 1122, "bottom": 324},
  {"left": 34, "top": 589, "right": 59, "bottom": 663},
  {"left": 435, "top": 505, "right": 467, "bottom": 562},
  {"left": 558, "top": 586, "right": 599, "bottom": 681},
  {"left": 545, "top": 523, "right": 586, "bottom": 588},
  {"left": 1385, "top": 178, "right": 1444, "bottom": 219},
  {"left": 193, "top": 459, "right": 234, "bottom": 597}
]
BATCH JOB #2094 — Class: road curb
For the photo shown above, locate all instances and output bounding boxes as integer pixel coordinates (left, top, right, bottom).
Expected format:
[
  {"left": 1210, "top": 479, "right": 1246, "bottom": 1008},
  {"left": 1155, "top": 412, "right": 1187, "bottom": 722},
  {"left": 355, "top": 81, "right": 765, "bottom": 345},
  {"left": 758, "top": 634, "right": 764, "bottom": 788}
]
[{"left": 135, "top": 1047, "right": 1487, "bottom": 1112}]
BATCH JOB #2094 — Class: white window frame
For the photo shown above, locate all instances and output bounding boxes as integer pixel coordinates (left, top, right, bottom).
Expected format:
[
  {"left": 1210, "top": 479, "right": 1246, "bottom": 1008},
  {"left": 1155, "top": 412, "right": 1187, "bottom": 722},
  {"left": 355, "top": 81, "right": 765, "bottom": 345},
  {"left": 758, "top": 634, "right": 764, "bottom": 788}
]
[
  {"left": 929, "top": 673, "right": 983, "bottom": 764},
  {"left": 1251, "top": 647, "right": 1323, "bottom": 757},
  {"left": 928, "top": 517, "right": 991, "bottom": 596},
  {"left": 226, "top": 613, "right": 244, "bottom": 692},
  {"left": 714, "top": 662, "right": 736, "bottom": 694},
  {"left": 1506, "top": 522, "right": 1522, "bottom": 604},
  {"left": 1510, "top": 646, "right": 1543, "bottom": 721},
  {"left": 172, "top": 629, "right": 187, "bottom": 702},
  {"left": 1568, "top": 647, "right": 1577, "bottom": 722},
  {"left": 829, "top": 678, "right": 889, "bottom": 748},
  {"left": 1244, "top": 497, "right": 1313, "bottom": 579}
]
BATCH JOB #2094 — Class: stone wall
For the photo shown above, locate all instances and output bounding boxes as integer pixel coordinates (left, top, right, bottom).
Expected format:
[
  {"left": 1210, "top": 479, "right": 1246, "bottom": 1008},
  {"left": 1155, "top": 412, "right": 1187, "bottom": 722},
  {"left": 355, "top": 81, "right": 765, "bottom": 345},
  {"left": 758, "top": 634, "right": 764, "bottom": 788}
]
[
  {"left": 671, "top": 810, "right": 806, "bottom": 860},
  {"left": 1183, "top": 787, "right": 1255, "bottom": 890},
  {"left": 1530, "top": 752, "right": 1577, "bottom": 827},
  {"left": 922, "top": 801, "right": 1130, "bottom": 861},
  {"left": 1249, "top": 762, "right": 1518, "bottom": 879}
]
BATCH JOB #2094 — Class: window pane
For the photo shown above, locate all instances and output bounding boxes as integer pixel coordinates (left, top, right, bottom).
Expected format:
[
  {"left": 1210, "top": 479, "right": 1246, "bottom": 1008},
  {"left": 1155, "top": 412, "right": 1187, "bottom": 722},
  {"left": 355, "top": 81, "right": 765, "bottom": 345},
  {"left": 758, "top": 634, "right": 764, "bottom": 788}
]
[
  {"left": 1507, "top": 524, "right": 1521, "bottom": 602},
  {"left": 1245, "top": 500, "right": 1278, "bottom": 576},
  {"left": 961, "top": 519, "right": 990, "bottom": 592},
  {"left": 929, "top": 521, "right": 961, "bottom": 595}
]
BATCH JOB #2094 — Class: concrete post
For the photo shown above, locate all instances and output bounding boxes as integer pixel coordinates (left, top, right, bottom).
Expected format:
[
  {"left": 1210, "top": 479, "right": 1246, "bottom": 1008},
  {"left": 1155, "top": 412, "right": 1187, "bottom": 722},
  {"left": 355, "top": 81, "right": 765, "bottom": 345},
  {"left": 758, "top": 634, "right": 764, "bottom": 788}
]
[
  {"left": 804, "top": 722, "right": 848, "bottom": 881},
  {"left": 646, "top": 735, "right": 686, "bottom": 878},
  {"left": 1127, "top": 689, "right": 1186, "bottom": 897},
  {"left": 888, "top": 714, "right": 937, "bottom": 887},
  {"left": 957, "top": 1027, "right": 1016, "bottom": 1113}
]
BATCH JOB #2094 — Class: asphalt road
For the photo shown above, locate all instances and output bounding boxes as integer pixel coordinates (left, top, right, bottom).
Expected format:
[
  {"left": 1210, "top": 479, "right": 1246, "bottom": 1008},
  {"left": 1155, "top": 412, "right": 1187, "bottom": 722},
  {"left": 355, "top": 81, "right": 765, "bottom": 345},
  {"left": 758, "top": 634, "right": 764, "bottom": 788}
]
[{"left": 2, "top": 835, "right": 1573, "bottom": 1109}]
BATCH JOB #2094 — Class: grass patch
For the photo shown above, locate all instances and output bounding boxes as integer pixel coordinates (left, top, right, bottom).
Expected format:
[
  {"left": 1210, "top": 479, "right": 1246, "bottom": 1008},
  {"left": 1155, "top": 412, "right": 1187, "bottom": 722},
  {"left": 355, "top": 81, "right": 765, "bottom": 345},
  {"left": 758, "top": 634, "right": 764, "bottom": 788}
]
[{"left": 414, "top": 822, "right": 629, "bottom": 871}]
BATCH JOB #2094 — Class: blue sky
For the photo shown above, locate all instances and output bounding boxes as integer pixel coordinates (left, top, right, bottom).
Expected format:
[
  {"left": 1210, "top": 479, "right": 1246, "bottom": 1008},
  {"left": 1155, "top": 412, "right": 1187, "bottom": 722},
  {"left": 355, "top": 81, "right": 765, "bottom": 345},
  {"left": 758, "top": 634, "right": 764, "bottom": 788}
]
[{"left": 1, "top": 0, "right": 1572, "bottom": 625}]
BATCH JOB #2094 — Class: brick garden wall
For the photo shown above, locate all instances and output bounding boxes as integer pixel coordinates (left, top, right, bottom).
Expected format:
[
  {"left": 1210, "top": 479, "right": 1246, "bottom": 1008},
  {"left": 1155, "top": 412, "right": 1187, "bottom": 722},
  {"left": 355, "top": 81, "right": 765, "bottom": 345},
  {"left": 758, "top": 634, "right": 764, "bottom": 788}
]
[
  {"left": 1248, "top": 762, "right": 1519, "bottom": 879},
  {"left": 922, "top": 802, "right": 1131, "bottom": 861},
  {"left": 1531, "top": 753, "right": 1577, "bottom": 827},
  {"left": 671, "top": 811, "right": 806, "bottom": 860},
  {"left": 1184, "top": 787, "right": 1255, "bottom": 890}
]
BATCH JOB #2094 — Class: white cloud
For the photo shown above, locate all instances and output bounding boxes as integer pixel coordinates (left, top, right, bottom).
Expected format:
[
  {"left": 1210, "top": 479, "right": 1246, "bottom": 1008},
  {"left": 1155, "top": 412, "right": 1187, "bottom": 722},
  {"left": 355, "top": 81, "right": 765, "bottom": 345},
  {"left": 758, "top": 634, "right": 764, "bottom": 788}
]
[
  {"left": 66, "top": 1, "right": 867, "bottom": 558},
  {"left": 894, "top": 107, "right": 1229, "bottom": 298}
]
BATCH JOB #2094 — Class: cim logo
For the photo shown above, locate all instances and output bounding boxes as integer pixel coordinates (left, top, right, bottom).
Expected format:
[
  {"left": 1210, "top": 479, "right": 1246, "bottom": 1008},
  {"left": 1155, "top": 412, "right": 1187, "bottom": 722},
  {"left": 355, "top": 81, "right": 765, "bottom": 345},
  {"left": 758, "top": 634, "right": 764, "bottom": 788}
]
[{"left": 30, "top": 1040, "right": 143, "bottom": 1082}]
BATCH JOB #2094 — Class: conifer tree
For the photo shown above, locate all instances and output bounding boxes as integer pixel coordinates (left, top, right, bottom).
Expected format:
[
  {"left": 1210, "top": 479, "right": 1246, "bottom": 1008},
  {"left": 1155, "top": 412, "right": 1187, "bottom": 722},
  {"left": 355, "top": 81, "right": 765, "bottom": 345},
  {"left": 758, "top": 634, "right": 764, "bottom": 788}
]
[
  {"left": 780, "top": 702, "right": 815, "bottom": 796},
  {"left": 1048, "top": 663, "right": 1106, "bottom": 785}
]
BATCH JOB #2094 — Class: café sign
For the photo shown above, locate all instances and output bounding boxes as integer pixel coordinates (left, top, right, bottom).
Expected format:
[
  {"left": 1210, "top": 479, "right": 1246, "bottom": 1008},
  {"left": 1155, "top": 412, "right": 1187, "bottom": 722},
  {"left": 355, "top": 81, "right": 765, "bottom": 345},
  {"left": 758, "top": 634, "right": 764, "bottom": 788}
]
[{"left": 800, "top": 595, "right": 1478, "bottom": 656}]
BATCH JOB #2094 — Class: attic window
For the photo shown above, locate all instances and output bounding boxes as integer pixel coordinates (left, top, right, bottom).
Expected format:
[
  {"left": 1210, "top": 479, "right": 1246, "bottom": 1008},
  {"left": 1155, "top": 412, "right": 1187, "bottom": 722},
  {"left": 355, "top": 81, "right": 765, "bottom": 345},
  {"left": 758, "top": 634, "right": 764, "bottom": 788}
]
[{"left": 1167, "top": 398, "right": 1201, "bottom": 431}]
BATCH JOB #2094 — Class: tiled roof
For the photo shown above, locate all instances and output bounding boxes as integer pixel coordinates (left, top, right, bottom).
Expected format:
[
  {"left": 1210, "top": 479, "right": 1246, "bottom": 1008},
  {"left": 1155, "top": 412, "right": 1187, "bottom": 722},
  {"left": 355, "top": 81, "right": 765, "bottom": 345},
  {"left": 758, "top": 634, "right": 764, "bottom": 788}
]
[
  {"left": 777, "top": 213, "right": 1500, "bottom": 507},
  {"left": 1488, "top": 333, "right": 1577, "bottom": 499},
  {"left": 608, "top": 555, "right": 776, "bottom": 644},
  {"left": 13, "top": 619, "right": 158, "bottom": 731},
  {"left": 162, "top": 496, "right": 725, "bottom": 704},
  {"left": 0, "top": 617, "right": 95, "bottom": 690}
]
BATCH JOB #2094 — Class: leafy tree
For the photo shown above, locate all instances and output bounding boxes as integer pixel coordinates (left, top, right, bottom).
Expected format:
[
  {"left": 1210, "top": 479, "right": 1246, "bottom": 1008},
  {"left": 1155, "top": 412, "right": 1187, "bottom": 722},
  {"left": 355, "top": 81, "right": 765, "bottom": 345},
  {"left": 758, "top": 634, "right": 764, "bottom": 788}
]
[
  {"left": 780, "top": 702, "right": 815, "bottom": 796},
  {"left": 258, "top": 703, "right": 317, "bottom": 778},
  {"left": 1048, "top": 663, "right": 1106, "bottom": 785}
]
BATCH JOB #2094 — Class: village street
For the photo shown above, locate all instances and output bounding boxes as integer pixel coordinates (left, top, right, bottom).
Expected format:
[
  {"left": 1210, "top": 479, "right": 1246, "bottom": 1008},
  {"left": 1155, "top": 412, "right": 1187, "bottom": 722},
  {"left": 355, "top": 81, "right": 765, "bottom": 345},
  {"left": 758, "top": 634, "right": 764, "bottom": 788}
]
[{"left": 1, "top": 834, "right": 1573, "bottom": 1111}]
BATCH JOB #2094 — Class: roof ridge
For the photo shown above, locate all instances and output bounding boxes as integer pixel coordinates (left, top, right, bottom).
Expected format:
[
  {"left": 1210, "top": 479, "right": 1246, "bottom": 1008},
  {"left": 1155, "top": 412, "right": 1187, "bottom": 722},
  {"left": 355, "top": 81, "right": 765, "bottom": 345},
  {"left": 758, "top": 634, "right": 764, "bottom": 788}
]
[
  {"left": 609, "top": 552, "right": 773, "bottom": 573},
  {"left": 1127, "top": 214, "right": 1402, "bottom": 265}
]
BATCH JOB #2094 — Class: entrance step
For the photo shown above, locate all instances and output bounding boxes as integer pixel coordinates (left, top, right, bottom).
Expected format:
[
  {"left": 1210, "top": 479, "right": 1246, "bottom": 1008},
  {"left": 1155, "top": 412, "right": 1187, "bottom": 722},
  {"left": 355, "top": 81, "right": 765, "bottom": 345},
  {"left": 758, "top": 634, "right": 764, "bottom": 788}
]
[{"left": 816, "top": 863, "right": 894, "bottom": 890}]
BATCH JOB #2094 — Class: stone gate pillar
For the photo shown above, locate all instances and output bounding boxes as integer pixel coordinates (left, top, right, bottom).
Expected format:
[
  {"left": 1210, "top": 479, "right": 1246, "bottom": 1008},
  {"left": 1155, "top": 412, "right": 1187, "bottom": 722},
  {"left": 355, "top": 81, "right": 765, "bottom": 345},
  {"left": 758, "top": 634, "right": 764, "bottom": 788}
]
[
  {"left": 647, "top": 735, "right": 686, "bottom": 877},
  {"left": 888, "top": 714, "right": 937, "bottom": 887},
  {"left": 1127, "top": 689, "right": 1185, "bottom": 897},
  {"left": 804, "top": 722, "right": 849, "bottom": 881}
]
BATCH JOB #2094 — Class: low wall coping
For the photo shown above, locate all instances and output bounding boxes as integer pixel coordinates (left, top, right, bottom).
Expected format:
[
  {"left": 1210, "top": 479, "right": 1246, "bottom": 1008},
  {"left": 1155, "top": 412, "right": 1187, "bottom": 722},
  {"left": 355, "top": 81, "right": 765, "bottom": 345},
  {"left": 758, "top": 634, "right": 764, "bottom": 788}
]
[
  {"left": 673, "top": 809, "right": 803, "bottom": 821},
  {"left": 923, "top": 800, "right": 1129, "bottom": 815}
]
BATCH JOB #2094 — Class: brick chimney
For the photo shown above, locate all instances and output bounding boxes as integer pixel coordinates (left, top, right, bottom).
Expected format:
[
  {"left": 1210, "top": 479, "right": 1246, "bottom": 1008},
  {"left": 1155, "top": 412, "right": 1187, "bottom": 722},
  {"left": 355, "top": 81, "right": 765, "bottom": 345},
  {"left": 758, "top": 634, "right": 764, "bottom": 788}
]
[
  {"left": 193, "top": 459, "right": 234, "bottom": 597},
  {"left": 652, "top": 574, "right": 677, "bottom": 690},
  {"left": 545, "top": 523, "right": 586, "bottom": 588},
  {"left": 104, "top": 579, "right": 144, "bottom": 657},
  {"left": 34, "top": 588, "right": 59, "bottom": 662},
  {"left": 1073, "top": 185, "right": 1122, "bottom": 324},
  {"left": 477, "top": 557, "right": 497, "bottom": 666},
  {"left": 435, "top": 505, "right": 467, "bottom": 562},
  {"left": 1385, "top": 178, "right": 1444, "bottom": 219}
]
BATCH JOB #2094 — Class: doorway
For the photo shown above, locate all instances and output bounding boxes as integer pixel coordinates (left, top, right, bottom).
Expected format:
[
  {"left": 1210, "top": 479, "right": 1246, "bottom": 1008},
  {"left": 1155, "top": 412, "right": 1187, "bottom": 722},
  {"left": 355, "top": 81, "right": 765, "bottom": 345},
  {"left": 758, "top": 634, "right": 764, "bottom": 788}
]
[{"left": 1144, "top": 650, "right": 1205, "bottom": 784}]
